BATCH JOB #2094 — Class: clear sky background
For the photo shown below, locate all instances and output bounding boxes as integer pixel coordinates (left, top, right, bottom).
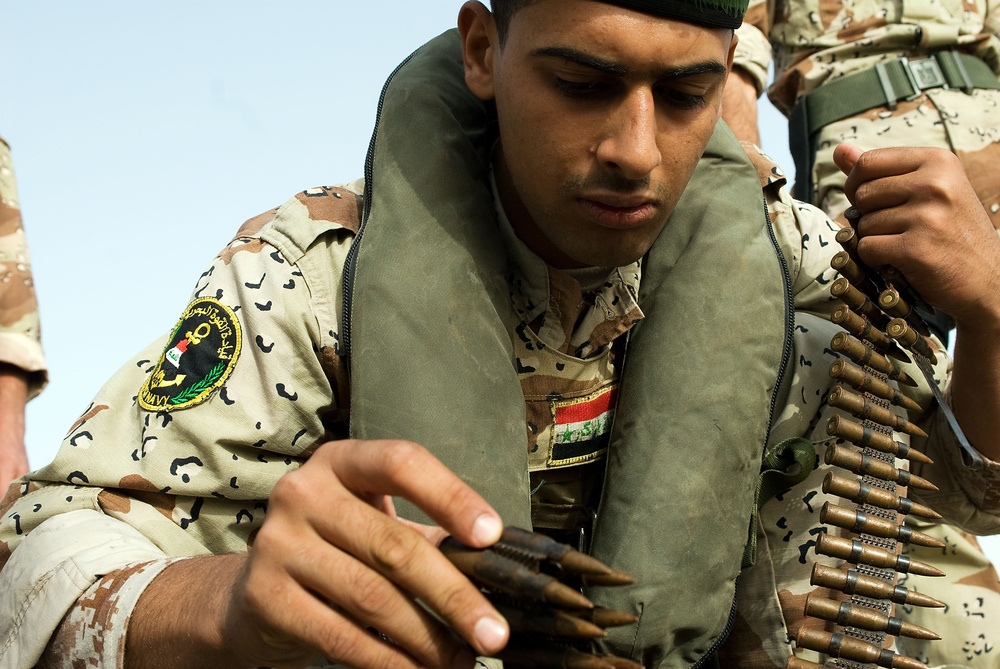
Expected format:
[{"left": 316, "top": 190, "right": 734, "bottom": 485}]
[{"left": 5, "top": 1, "right": 997, "bottom": 563}]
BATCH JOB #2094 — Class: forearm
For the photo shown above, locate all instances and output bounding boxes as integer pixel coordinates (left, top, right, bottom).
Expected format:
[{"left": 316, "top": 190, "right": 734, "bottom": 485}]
[
  {"left": 0, "top": 364, "right": 28, "bottom": 442},
  {"left": 950, "top": 310, "right": 1000, "bottom": 463},
  {"left": 0, "top": 364, "right": 29, "bottom": 493},
  {"left": 125, "top": 554, "right": 247, "bottom": 669},
  {"left": 721, "top": 68, "right": 761, "bottom": 146}
]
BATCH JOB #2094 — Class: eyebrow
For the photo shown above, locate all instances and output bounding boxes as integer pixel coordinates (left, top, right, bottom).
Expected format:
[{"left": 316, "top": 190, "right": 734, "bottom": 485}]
[{"left": 530, "top": 46, "right": 727, "bottom": 80}]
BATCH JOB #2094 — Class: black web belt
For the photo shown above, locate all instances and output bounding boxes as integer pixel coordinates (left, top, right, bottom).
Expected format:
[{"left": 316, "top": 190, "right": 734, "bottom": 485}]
[{"left": 789, "top": 50, "right": 1000, "bottom": 199}]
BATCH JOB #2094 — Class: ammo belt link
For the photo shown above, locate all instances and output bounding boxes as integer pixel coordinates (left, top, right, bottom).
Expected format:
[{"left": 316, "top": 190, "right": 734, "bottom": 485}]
[{"left": 789, "top": 50, "right": 1000, "bottom": 199}]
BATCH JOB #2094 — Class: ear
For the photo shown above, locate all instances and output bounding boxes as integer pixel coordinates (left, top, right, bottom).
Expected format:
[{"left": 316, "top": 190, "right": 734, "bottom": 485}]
[{"left": 458, "top": 1, "right": 498, "bottom": 101}]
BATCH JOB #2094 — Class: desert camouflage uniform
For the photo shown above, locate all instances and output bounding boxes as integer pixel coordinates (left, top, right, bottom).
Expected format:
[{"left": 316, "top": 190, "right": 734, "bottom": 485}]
[
  {"left": 730, "top": 4, "right": 1000, "bottom": 667},
  {"left": 0, "top": 138, "right": 45, "bottom": 394},
  {"left": 0, "top": 147, "right": 997, "bottom": 669},
  {"left": 738, "top": 0, "right": 1000, "bottom": 227}
]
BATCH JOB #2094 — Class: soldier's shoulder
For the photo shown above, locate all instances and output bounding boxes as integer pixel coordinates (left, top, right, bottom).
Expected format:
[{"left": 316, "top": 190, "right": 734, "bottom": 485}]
[{"left": 233, "top": 181, "right": 365, "bottom": 243}]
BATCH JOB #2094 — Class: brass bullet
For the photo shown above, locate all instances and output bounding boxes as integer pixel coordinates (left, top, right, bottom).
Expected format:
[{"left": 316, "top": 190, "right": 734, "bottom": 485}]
[
  {"left": 886, "top": 318, "right": 938, "bottom": 365},
  {"left": 580, "top": 607, "right": 640, "bottom": 628},
  {"left": 499, "top": 527, "right": 635, "bottom": 586},
  {"left": 824, "top": 444, "right": 939, "bottom": 492},
  {"left": 811, "top": 563, "right": 946, "bottom": 608},
  {"left": 832, "top": 277, "right": 889, "bottom": 329},
  {"left": 795, "top": 628, "right": 929, "bottom": 669},
  {"left": 440, "top": 539, "right": 594, "bottom": 609},
  {"left": 843, "top": 206, "right": 863, "bottom": 230},
  {"left": 785, "top": 657, "right": 826, "bottom": 669},
  {"left": 879, "top": 287, "right": 931, "bottom": 338},
  {"left": 882, "top": 266, "right": 938, "bottom": 321},
  {"left": 831, "top": 251, "right": 871, "bottom": 291},
  {"left": 826, "top": 415, "right": 933, "bottom": 465},
  {"left": 822, "top": 473, "right": 942, "bottom": 520},
  {"left": 815, "top": 534, "right": 945, "bottom": 577},
  {"left": 827, "top": 386, "right": 927, "bottom": 438},
  {"left": 821, "top": 502, "right": 946, "bottom": 547},
  {"left": 830, "top": 332, "right": 916, "bottom": 387},
  {"left": 835, "top": 224, "right": 860, "bottom": 262},
  {"left": 832, "top": 305, "right": 900, "bottom": 356},
  {"left": 804, "top": 594, "right": 941, "bottom": 640},
  {"left": 829, "top": 359, "right": 923, "bottom": 413},
  {"left": 496, "top": 603, "right": 606, "bottom": 639}
]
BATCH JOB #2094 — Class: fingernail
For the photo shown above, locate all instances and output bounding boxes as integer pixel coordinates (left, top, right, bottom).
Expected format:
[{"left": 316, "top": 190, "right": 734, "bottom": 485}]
[
  {"left": 474, "top": 615, "right": 508, "bottom": 653},
  {"left": 471, "top": 513, "right": 502, "bottom": 545}
]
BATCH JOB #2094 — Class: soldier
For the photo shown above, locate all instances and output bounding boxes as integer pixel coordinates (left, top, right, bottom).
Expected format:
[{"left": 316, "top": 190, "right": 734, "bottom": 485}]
[
  {"left": 0, "top": 137, "right": 46, "bottom": 496},
  {"left": 721, "top": 3, "right": 1000, "bottom": 667},
  {"left": 1, "top": 1, "right": 1000, "bottom": 668}
]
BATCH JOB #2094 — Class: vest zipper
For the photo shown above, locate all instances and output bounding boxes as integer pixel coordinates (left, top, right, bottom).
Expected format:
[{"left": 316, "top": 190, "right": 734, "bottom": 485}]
[
  {"left": 760, "top": 198, "right": 795, "bottom": 440},
  {"left": 342, "top": 49, "right": 419, "bottom": 366}
]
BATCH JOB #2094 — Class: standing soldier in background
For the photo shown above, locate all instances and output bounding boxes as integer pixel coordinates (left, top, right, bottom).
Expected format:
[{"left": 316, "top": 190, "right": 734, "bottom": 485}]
[
  {"left": 0, "top": 137, "right": 46, "bottom": 495},
  {"left": 721, "top": 3, "right": 1000, "bottom": 667}
]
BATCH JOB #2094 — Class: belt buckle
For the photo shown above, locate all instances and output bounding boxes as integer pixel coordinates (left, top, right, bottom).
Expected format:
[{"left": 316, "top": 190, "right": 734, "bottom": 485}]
[{"left": 900, "top": 56, "right": 947, "bottom": 100}]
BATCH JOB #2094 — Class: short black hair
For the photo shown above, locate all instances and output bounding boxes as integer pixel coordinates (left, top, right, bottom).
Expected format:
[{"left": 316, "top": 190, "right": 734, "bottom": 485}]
[{"left": 490, "top": 0, "right": 539, "bottom": 44}]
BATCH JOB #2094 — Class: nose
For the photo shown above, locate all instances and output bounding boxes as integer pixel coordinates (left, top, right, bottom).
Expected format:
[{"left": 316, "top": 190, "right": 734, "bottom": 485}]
[{"left": 594, "top": 88, "right": 661, "bottom": 180}]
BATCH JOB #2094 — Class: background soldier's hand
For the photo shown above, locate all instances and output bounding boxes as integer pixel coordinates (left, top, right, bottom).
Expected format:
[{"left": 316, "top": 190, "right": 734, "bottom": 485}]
[
  {"left": 833, "top": 143, "right": 1000, "bottom": 327},
  {"left": 129, "top": 439, "right": 509, "bottom": 669}
]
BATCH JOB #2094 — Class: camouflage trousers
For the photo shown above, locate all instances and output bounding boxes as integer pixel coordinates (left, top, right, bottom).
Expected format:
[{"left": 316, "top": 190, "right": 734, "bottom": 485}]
[{"left": 810, "top": 87, "right": 1000, "bottom": 668}]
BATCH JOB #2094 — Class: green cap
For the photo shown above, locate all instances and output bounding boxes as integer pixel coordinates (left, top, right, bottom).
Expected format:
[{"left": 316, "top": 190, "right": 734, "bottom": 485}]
[{"left": 603, "top": 0, "right": 748, "bottom": 28}]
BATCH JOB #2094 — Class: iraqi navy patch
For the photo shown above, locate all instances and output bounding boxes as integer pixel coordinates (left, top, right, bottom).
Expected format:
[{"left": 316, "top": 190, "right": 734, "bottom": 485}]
[{"left": 139, "top": 297, "right": 242, "bottom": 411}]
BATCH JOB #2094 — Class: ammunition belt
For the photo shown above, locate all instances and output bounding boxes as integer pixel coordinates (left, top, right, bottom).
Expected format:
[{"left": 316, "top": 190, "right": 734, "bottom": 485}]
[
  {"left": 788, "top": 50, "right": 1000, "bottom": 200},
  {"left": 785, "top": 207, "right": 982, "bottom": 669}
]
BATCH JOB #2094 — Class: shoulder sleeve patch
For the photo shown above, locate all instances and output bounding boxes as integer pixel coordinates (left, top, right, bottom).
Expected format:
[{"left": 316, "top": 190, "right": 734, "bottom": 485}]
[
  {"left": 138, "top": 297, "right": 242, "bottom": 412},
  {"left": 294, "top": 186, "right": 364, "bottom": 234},
  {"left": 740, "top": 141, "right": 788, "bottom": 192}
]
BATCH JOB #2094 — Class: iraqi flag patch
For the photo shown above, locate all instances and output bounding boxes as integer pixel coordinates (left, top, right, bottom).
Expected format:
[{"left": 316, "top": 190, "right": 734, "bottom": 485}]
[
  {"left": 548, "top": 385, "right": 618, "bottom": 467},
  {"left": 138, "top": 297, "right": 242, "bottom": 411}
]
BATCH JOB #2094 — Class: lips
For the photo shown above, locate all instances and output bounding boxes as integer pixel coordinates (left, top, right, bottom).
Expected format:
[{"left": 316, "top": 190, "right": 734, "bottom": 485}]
[{"left": 579, "top": 196, "right": 659, "bottom": 230}]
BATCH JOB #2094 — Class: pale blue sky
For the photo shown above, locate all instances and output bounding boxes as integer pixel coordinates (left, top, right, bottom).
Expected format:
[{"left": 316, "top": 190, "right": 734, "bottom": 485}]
[{"left": 8, "top": 1, "right": 995, "bottom": 563}]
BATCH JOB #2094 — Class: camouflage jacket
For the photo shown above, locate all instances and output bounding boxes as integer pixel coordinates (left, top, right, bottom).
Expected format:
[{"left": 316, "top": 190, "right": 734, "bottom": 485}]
[
  {"left": 0, "top": 138, "right": 46, "bottom": 394},
  {"left": 735, "top": 0, "right": 1000, "bottom": 114}
]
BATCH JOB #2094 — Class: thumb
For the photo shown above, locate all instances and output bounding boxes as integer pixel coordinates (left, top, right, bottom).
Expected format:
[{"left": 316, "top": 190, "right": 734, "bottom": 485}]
[{"left": 833, "top": 143, "right": 864, "bottom": 178}]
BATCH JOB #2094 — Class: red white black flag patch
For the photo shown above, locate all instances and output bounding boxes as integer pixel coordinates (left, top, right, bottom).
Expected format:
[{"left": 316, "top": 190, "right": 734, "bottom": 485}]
[
  {"left": 548, "top": 384, "right": 618, "bottom": 467},
  {"left": 138, "top": 297, "right": 242, "bottom": 411}
]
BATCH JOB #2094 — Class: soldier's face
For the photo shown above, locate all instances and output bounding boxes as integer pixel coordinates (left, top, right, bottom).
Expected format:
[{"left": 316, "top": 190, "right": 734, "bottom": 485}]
[{"left": 460, "top": 0, "right": 736, "bottom": 268}]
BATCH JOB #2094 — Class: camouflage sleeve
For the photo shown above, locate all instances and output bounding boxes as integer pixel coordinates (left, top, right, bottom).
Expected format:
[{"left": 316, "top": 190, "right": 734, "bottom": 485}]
[
  {"left": 0, "top": 185, "right": 360, "bottom": 665},
  {"left": 0, "top": 138, "right": 46, "bottom": 396},
  {"left": 911, "top": 385, "right": 1000, "bottom": 535},
  {"left": 0, "top": 509, "right": 169, "bottom": 667},
  {"left": 985, "top": 2, "right": 1000, "bottom": 42},
  {"left": 36, "top": 559, "right": 180, "bottom": 669}
]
